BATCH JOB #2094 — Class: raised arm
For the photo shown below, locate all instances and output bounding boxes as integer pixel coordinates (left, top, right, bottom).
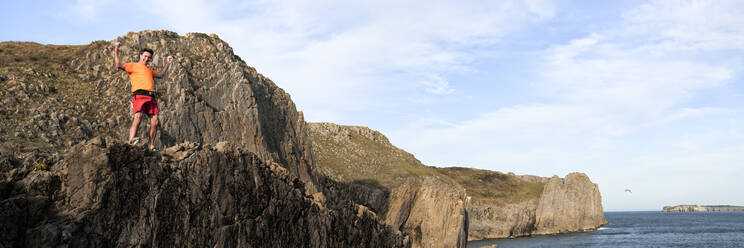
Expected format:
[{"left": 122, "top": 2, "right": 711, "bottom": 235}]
[
  {"left": 155, "top": 56, "right": 173, "bottom": 79},
  {"left": 113, "top": 42, "right": 125, "bottom": 70}
]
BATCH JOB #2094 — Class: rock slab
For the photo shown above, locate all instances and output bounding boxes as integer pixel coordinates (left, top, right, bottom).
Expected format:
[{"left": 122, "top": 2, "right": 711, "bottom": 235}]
[{"left": 1, "top": 138, "right": 407, "bottom": 247}]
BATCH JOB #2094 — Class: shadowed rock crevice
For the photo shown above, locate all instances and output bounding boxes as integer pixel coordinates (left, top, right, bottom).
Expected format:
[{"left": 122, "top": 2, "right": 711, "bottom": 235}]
[{"left": 318, "top": 175, "right": 392, "bottom": 217}]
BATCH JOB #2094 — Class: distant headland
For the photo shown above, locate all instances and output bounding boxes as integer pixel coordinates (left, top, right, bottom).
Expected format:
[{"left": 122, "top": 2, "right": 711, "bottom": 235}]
[{"left": 662, "top": 205, "right": 744, "bottom": 212}]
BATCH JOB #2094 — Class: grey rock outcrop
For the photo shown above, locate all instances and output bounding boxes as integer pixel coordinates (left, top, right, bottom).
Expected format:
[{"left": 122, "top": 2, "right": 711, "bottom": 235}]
[
  {"left": 90, "top": 31, "right": 317, "bottom": 193},
  {"left": 384, "top": 177, "right": 469, "bottom": 248},
  {"left": 1, "top": 31, "right": 408, "bottom": 247},
  {"left": 309, "top": 122, "right": 607, "bottom": 243},
  {"left": 0, "top": 31, "right": 316, "bottom": 193},
  {"left": 467, "top": 201, "right": 539, "bottom": 240},
  {"left": 533, "top": 173, "right": 607, "bottom": 235},
  {"left": 1, "top": 138, "right": 407, "bottom": 247},
  {"left": 308, "top": 122, "right": 469, "bottom": 248},
  {"left": 466, "top": 173, "right": 606, "bottom": 240}
]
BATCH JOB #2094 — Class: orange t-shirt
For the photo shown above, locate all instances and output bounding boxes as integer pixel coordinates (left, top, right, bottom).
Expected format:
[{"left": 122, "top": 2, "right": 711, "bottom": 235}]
[{"left": 124, "top": 63, "right": 157, "bottom": 92}]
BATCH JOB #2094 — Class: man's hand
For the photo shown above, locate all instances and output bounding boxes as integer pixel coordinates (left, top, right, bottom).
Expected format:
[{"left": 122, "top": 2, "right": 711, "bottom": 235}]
[
  {"left": 113, "top": 42, "right": 124, "bottom": 70},
  {"left": 156, "top": 56, "right": 174, "bottom": 79}
]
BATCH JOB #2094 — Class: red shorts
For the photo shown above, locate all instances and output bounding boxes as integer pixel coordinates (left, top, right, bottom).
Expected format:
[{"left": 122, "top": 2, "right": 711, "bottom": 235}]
[{"left": 131, "top": 95, "right": 159, "bottom": 115}]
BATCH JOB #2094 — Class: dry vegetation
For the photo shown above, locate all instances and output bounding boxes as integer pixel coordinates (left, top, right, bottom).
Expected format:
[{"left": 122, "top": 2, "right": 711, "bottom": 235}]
[
  {"left": 0, "top": 41, "right": 130, "bottom": 154},
  {"left": 0, "top": 42, "right": 85, "bottom": 67},
  {"left": 308, "top": 124, "right": 449, "bottom": 188},
  {"left": 437, "top": 167, "right": 545, "bottom": 205},
  {"left": 309, "top": 123, "right": 545, "bottom": 205}
]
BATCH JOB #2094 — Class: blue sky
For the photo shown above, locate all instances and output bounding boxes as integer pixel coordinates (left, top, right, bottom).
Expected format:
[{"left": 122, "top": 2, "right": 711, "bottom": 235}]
[{"left": 3, "top": 0, "right": 743, "bottom": 211}]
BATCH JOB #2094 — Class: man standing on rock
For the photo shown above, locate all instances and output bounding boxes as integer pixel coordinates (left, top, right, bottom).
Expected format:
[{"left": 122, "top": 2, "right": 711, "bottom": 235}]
[{"left": 113, "top": 42, "right": 173, "bottom": 151}]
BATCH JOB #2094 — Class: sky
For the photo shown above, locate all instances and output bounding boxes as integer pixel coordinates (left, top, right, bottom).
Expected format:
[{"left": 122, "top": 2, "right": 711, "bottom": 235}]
[{"left": 2, "top": 0, "right": 743, "bottom": 211}]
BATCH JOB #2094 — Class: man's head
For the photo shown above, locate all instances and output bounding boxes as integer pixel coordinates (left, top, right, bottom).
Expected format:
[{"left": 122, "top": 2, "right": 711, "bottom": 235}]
[{"left": 139, "top": 48, "right": 154, "bottom": 65}]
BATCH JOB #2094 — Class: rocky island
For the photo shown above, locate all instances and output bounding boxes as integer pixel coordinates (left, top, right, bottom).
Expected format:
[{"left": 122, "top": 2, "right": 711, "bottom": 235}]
[{"left": 663, "top": 205, "right": 744, "bottom": 212}]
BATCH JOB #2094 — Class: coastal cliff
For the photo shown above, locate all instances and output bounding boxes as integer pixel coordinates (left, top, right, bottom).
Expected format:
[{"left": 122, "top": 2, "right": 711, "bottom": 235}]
[
  {"left": 1, "top": 30, "right": 604, "bottom": 247},
  {"left": 308, "top": 123, "right": 468, "bottom": 248},
  {"left": 663, "top": 205, "right": 744, "bottom": 212},
  {"left": 308, "top": 122, "right": 607, "bottom": 243},
  {"left": 533, "top": 173, "right": 607, "bottom": 235},
  {"left": 438, "top": 169, "right": 607, "bottom": 240},
  {"left": 1, "top": 31, "right": 407, "bottom": 247}
]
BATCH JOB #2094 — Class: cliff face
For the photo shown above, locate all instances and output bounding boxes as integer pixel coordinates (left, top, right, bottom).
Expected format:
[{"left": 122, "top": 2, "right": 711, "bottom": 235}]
[
  {"left": 1, "top": 138, "right": 406, "bottom": 247},
  {"left": 443, "top": 169, "right": 607, "bottom": 240},
  {"left": 308, "top": 122, "right": 469, "bottom": 248},
  {"left": 663, "top": 205, "right": 744, "bottom": 212},
  {"left": 1, "top": 31, "right": 605, "bottom": 246},
  {"left": 1, "top": 31, "right": 407, "bottom": 247},
  {"left": 308, "top": 122, "right": 607, "bottom": 244},
  {"left": 1, "top": 30, "right": 317, "bottom": 193},
  {"left": 533, "top": 173, "right": 607, "bottom": 235}
]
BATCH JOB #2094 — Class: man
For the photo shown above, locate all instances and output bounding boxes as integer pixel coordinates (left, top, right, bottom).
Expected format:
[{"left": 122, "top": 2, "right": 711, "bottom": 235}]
[{"left": 113, "top": 42, "right": 173, "bottom": 151}]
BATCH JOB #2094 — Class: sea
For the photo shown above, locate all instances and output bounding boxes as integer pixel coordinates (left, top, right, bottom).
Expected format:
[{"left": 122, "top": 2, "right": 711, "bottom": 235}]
[{"left": 468, "top": 211, "right": 744, "bottom": 248}]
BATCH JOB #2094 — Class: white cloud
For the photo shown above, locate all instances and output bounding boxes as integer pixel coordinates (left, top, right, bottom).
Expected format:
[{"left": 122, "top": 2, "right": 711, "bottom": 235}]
[
  {"left": 65, "top": 0, "right": 116, "bottom": 20},
  {"left": 131, "top": 0, "right": 556, "bottom": 121},
  {"left": 540, "top": 35, "right": 733, "bottom": 114},
  {"left": 419, "top": 74, "right": 455, "bottom": 95},
  {"left": 624, "top": 0, "right": 744, "bottom": 51},
  {"left": 392, "top": 1, "right": 744, "bottom": 211}
]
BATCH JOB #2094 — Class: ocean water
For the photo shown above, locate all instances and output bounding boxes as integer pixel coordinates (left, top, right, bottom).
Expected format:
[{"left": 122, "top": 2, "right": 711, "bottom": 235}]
[{"left": 468, "top": 211, "right": 744, "bottom": 248}]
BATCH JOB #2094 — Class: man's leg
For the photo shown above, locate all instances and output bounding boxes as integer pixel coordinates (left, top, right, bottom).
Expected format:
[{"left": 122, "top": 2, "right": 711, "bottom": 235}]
[
  {"left": 148, "top": 114, "right": 159, "bottom": 149},
  {"left": 129, "top": 112, "right": 143, "bottom": 141}
]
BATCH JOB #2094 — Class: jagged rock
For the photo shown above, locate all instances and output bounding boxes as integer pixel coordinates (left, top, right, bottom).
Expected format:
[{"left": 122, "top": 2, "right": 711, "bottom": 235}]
[
  {"left": 1, "top": 31, "right": 318, "bottom": 194},
  {"left": 310, "top": 122, "right": 607, "bottom": 243},
  {"left": 533, "top": 173, "right": 607, "bottom": 235},
  {"left": 1, "top": 138, "right": 407, "bottom": 247},
  {"left": 0, "top": 33, "right": 410, "bottom": 248},
  {"left": 385, "top": 177, "right": 469, "bottom": 248},
  {"left": 467, "top": 201, "right": 538, "bottom": 240},
  {"left": 308, "top": 122, "right": 469, "bottom": 248},
  {"left": 454, "top": 171, "right": 606, "bottom": 240}
]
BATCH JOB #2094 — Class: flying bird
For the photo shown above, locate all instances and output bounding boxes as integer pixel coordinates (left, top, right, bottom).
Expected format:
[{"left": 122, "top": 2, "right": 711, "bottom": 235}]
[{"left": 625, "top": 189, "right": 632, "bottom": 194}]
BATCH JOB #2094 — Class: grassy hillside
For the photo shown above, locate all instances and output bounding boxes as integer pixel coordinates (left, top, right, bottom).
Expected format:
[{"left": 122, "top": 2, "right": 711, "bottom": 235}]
[
  {"left": 308, "top": 122, "right": 449, "bottom": 188},
  {"left": 437, "top": 167, "right": 545, "bottom": 205},
  {"left": 308, "top": 122, "right": 546, "bottom": 205}
]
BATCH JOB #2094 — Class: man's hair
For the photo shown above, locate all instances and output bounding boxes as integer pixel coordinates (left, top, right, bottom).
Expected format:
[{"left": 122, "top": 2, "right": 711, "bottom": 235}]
[{"left": 140, "top": 48, "right": 154, "bottom": 55}]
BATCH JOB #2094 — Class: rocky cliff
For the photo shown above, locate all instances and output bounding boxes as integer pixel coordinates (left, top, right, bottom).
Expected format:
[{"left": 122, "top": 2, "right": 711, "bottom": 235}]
[
  {"left": 440, "top": 168, "right": 607, "bottom": 240},
  {"left": 1, "top": 31, "right": 408, "bottom": 247},
  {"left": 1, "top": 30, "right": 317, "bottom": 193},
  {"left": 663, "top": 205, "right": 744, "bottom": 212},
  {"left": 309, "top": 123, "right": 607, "bottom": 242},
  {"left": 532, "top": 173, "right": 607, "bottom": 235},
  {"left": 0, "top": 137, "right": 406, "bottom": 247},
  {"left": 308, "top": 122, "right": 469, "bottom": 248}
]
